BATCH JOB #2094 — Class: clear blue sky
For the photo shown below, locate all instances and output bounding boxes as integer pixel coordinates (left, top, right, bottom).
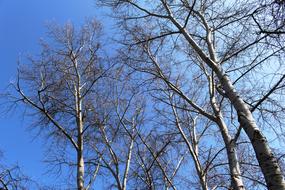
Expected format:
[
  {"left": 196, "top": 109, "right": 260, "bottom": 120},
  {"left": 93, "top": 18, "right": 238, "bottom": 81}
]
[{"left": 0, "top": 0, "right": 111, "bottom": 187}]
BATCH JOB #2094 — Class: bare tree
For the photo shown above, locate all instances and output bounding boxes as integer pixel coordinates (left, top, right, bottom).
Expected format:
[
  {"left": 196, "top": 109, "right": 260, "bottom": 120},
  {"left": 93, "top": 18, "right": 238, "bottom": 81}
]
[
  {"left": 0, "top": 164, "right": 29, "bottom": 190},
  {"left": 98, "top": 0, "right": 285, "bottom": 189},
  {"left": 3, "top": 1, "right": 285, "bottom": 189},
  {"left": 90, "top": 86, "right": 144, "bottom": 190},
  {"left": 7, "top": 19, "right": 113, "bottom": 190},
  {"left": 253, "top": 0, "right": 285, "bottom": 35},
  {"left": 0, "top": 151, "right": 42, "bottom": 190}
]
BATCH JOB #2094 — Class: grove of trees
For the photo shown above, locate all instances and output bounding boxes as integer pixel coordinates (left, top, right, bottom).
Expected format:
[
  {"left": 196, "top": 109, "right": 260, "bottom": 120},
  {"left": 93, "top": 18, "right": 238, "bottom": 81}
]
[{"left": 2, "top": 0, "right": 285, "bottom": 190}]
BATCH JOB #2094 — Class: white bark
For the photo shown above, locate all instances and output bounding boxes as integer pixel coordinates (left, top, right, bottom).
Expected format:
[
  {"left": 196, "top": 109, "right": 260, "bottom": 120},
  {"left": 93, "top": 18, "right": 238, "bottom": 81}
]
[
  {"left": 74, "top": 55, "right": 85, "bottom": 190},
  {"left": 207, "top": 73, "right": 245, "bottom": 190},
  {"left": 216, "top": 70, "right": 285, "bottom": 190},
  {"left": 170, "top": 99, "right": 208, "bottom": 190},
  {"left": 167, "top": 13, "right": 285, "bottom": 190},
  {"left": 122, "top": 136, "right": 134, "bottom": 190}
]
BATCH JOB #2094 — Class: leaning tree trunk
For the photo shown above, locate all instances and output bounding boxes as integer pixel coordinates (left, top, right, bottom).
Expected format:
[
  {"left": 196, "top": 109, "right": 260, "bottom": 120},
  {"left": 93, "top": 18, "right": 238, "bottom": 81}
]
[
  {"left": 216, "top": 115, "right": 245, "bottom": 190},
  {"left": 211, "top": 93, "right": 245, "bottom": 190},
  {"left": 215, "top": 68, "right": 285, "bottom": 190},
  {"left": 169, "top": 17, "right": 285, "bottom": 189},
  {"left": 209, "top": 71, "right": 245, "bottom": 190}
]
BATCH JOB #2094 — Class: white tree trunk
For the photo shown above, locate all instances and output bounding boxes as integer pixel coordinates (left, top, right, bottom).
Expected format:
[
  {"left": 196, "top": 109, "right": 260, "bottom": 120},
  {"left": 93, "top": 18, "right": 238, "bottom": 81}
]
[
  {"left": 216, "top": 115, "right": 245, "bottom": 190},
  {"left": 168, "top": 16, "right": 285, "bottom": 189},
  {"left": 216, "top": 70, "right": 285, "bottom": 190},
  {"left": 74, "top": 56, "right": 85, "bottom": 190}
]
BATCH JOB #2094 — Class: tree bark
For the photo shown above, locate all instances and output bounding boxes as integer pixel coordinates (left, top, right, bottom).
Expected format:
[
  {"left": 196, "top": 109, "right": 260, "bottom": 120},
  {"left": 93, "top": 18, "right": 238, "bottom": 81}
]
[
  {"left": 167, "top": 15, "right": 285, "bottom": 190},
  {"left": 216, "top": 70, "right": 285, "bottom": 190},
  {"left": 74, "top": 56, "right": 85, "bottom": 190},
  {"left": 76, "top": 95, "right": 85, "bottom": 190},
  {"left": 216, "top": 115, "right": 245, "bottom": 190},
  {"left": 209, "top": 77, "right": 245, "bottom": 190},
  {"left": 77, "top": 144, "right": 85, "bottom": 190}
]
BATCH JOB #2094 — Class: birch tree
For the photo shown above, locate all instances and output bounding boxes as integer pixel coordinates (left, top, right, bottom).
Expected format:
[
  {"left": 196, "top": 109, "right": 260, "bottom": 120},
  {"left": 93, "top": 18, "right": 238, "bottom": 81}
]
[
  {"left": 98, "top": 0, "right": 285, "bottom": 189},
  {"left": 8, "top": 19, "right": 112, "bottom": 190},
  {"left": 0, "top": 164, "right": 29, "bottom": 190}
]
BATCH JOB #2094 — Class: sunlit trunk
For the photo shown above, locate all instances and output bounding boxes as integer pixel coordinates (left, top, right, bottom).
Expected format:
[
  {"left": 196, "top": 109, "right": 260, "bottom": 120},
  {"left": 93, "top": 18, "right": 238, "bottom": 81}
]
[
  {"left": 216, "top": 115, "right": 245, "bottom": 190},
  {"left": 216, "top": 70, "right": 285, "bottom": 190},
  {"left": 76, "top": 93, "right": 85, "bottom": 190},
  {"left": 75, "top": 57, "right": 85, "bottom": 190},
  {"left": 169, "top": 15, "right": 285, "bottom": 189}
]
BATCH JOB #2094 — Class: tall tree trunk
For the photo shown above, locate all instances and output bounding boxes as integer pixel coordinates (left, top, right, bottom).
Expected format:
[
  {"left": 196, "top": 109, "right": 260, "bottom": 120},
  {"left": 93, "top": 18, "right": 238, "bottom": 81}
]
[
  {"left": 74, "top": 57, "right": 85, "bottom": 190},
  {"left": 216, "top": 115, "right": 245, "bottom": 190},
  {"left": 215, "top": 69, "right": 285, "bottom": 190},
  {"left": 168, "top": 16, "right": 285, "bottom": 189},
  {"left": 209, "top": 79, "right": 245, "bottom": 190},
  {"left": 76, "top": 96, "right": 85, "bottom": 190},
  {"left": 122, "top": 134, "right": 134, "bottom": 190},
  {"left": 77, "top": 143, "right": 85, "bottom": 190},
  {"left": 76, "top": 95, "right": 85, "bottom": 190}
]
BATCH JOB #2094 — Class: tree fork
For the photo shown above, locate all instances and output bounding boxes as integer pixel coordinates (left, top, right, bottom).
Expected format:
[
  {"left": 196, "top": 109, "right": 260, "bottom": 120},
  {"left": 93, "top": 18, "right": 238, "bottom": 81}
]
[{"left": 216, "top": 70, "right": 285, "bottom": 190}]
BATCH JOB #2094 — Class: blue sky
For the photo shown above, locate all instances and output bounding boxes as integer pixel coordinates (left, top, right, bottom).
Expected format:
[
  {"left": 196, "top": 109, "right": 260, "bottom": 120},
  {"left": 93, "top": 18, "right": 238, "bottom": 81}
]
[{"left": 0, "top": 0, "right": 111, "bottom": 187}]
